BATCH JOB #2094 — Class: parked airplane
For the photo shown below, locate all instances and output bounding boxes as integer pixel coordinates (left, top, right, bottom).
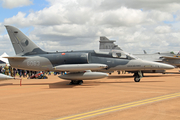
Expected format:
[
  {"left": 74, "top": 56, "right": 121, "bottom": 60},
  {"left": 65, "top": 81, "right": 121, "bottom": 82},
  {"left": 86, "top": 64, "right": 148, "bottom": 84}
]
[
  {"left": 5, "top": 26, "right": 174, "bottom": 84},
  {"left": 0, "top": 73, "right": 14, "bottom": 80},
  {"left": 99, "top": 36, "right": 180, "bottom": 68}
]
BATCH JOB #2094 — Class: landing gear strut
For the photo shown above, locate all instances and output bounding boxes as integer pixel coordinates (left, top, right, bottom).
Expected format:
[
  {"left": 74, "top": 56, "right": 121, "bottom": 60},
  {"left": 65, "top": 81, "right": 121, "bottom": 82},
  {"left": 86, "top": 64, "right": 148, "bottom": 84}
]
[
  {"left": 69, "top": 80, "right": 83, "bottom": 85},
  {"left": 134, "top": 71, "right": 143, "bottom": 82}
]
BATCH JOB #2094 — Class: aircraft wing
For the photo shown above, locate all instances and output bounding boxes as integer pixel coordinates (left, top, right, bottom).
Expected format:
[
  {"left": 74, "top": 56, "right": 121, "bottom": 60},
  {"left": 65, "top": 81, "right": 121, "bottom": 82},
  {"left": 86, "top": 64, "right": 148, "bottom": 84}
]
[
  {"left": 154, "top": 60, "right": 163, "bottom": 62},
  {"left": 53, "top": 63, "right": 108, "bottom": 72},
  {"left": 162, "top": 56, "right": 180, "bottom": 59}
]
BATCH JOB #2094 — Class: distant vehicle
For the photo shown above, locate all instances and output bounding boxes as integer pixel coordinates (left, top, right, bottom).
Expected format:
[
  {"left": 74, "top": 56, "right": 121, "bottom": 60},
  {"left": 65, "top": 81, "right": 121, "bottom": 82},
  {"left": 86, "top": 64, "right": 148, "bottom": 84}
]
[
  {"left": 5, "top": 26, "right": 174, "bottom": 84},
  {"left": 30, "top": 72, "right": 48, "bottom": 79}
]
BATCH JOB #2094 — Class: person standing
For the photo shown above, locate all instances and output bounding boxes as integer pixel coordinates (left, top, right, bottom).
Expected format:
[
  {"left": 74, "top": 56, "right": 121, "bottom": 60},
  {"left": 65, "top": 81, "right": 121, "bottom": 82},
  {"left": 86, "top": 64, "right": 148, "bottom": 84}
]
[
  {"left": 4, "top": 64, "right": 9, "bottom": 75},
  {"left": 13, "top": 68, "right": 17, "bottom": 77},
  {"left": 10, "top": 67, "right": 14, "bottom": 77},
  {"left": 22, "top": 70, "right": 25, "bottom": 77}
]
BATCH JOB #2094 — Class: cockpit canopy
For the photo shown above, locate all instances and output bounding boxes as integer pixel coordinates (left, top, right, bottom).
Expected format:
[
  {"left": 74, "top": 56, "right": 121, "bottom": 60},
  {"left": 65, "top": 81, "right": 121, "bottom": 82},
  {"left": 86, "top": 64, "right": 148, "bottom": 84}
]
[
  {"left": 95, "top": 50, "right": 136, "bottom": 60},
  {"left": 111, "top": 50, "right": 136, "bottom": 59}
]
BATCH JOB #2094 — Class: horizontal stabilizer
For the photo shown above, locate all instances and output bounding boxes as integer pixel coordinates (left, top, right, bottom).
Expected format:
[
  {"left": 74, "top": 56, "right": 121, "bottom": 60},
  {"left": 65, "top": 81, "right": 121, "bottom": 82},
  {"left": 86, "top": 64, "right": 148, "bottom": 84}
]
[
  {"left": 154, "top": 60, "right": 164, "bottom": 62},
  {"left": 4, "top": 56, "right": 27, "bottom": 59},
  {"left": 162, "top": 56, "right": 180, "bottom": 59}
]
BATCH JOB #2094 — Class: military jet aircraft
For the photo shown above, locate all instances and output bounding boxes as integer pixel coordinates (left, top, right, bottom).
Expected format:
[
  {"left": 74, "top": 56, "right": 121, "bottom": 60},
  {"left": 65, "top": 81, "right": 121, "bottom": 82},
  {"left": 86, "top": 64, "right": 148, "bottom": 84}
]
[
  {"left": 99, "top": 36, "right": 180, "bottom": 67},
  {"left": 5, "top": 26, "right": 174, "bottom": 84}
]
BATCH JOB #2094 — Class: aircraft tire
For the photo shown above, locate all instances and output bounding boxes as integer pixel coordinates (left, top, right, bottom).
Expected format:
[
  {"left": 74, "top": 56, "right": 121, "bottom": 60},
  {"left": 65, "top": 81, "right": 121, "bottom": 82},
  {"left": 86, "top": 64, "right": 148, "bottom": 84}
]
[
  {"left": 78, "top": 80, "right": 83, "bottom": 85},
  {"left": 134, "top": 75, "right": 140, "bottom": 82},
  {"left": 69, "top": 80, "right": 83, "bottom": 85}
]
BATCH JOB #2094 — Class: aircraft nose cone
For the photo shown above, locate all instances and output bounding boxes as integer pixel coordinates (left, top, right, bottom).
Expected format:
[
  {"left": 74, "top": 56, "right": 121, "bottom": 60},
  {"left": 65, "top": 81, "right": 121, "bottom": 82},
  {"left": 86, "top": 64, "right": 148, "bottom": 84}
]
[
  {"left": 100, "top": 64, "right": 108, "bottom": 68},
  {"left": 103, "top": 73, "right": 109, "bottom": 77},
  {"left": 143, "top": 60, "right": 175, "bottom": 70}
]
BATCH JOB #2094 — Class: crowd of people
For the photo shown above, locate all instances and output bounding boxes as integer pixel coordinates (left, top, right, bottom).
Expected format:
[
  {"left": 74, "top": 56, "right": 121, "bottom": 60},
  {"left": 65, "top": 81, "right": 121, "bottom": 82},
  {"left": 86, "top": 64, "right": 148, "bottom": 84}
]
[
  {"left": 0, "top": 64, "right": 62, "bottom": 78},
  {"left": 0, "top": 64, "right": 39, "bottom": 78}
]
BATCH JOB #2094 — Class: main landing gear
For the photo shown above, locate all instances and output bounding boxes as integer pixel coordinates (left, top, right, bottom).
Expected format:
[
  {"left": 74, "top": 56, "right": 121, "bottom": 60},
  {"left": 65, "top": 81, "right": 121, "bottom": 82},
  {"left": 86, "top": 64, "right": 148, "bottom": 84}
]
[
  {"left": 69, "top": 80, "right": 83, "bottom": 85},
  {"left": 134, "top": 71, "right": 143, "bottom": 82}
]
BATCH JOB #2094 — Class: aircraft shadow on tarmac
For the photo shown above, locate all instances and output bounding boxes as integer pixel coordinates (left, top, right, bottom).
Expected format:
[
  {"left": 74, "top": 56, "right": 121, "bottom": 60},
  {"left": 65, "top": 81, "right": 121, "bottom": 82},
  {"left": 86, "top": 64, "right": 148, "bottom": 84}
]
[
  {"left": 0, "top": 83, "right": 13, "bottom": 86},
  {"left": 11, "top": 81, "right": 89, "bottom": 89},
  {"left": 49, "top": 81, "right": 76, "bottom": 88},
  {"left": 12, "top": 83, "right": 51, "bottom": 86},
  {"left": 48, "top": 81, "right": 100, "bottom": 88},
  {"left": 5, "top": 73, "right": 178, "bottom": 88}
]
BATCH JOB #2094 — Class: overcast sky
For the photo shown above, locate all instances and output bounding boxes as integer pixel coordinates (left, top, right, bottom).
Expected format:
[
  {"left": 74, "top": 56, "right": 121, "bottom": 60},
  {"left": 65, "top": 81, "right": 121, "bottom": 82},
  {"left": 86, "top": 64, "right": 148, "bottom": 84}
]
[{"left": 0, "top": 0, "right": 180, "bottom": 56}]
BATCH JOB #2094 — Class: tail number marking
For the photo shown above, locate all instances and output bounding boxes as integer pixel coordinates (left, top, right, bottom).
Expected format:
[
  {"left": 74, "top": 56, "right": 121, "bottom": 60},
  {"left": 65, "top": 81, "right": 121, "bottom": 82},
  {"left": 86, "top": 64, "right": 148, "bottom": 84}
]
[{"left": 27, "top": 61, "right": 40, "bottom": 66}]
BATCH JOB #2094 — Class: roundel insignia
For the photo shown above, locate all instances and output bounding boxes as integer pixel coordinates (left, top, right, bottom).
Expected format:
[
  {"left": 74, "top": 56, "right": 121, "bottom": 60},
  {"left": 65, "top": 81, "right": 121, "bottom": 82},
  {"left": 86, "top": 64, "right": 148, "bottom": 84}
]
[
  {"left": 61, "top": 53, "right": 65, "bottom": 55},
  {"left": 21, "top": 39, "right": 29, "bottom": 47}
]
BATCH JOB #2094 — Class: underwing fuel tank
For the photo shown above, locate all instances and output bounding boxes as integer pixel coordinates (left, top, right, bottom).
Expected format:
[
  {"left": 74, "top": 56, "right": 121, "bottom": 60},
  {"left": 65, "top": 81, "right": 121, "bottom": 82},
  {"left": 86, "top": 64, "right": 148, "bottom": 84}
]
[
  {"left": 53, "top": 64, "right": 108, "bottom": 72},
  {"left": 0, "top": 73, "right": 14, "bottom": 80},
  {"left": 59, "top": 71, "right": 108, "bottom": 80}
]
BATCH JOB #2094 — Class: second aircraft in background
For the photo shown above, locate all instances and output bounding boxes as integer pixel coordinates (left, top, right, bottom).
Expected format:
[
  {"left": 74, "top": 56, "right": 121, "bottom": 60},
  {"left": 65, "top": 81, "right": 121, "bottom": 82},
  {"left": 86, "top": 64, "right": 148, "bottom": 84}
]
[{"left": 99, "top": 36, "right": 180, "bottom": 67}]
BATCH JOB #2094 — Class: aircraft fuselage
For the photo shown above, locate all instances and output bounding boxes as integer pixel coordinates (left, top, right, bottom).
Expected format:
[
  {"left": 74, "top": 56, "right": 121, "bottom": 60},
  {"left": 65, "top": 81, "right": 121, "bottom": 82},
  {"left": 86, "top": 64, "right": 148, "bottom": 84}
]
[{"left": 8, "top": 50, "right": 173, "bottom": 72}]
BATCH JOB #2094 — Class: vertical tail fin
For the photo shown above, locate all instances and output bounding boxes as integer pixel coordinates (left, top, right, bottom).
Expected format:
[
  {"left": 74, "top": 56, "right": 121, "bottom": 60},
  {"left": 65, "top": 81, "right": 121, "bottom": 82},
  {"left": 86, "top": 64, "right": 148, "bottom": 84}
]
[
  {"left": 99, "top": 36, "right": 122, "bottom": 51},
  {"left": 5, "top": 25, "right": 46, "bottom": 56},
  {"left": 143, "top": 50, "right": 147, "bottom": 54}
]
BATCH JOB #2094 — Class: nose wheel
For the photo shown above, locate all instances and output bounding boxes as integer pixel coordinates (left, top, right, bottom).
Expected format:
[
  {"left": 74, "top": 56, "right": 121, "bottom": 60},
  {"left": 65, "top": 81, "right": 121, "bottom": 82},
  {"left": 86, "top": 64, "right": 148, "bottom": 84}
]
[
  {"left": 134, "top": 71, "right": 143, "bottom": 82},
  {"left": 69, "top": 80, "right": 83, "bottom": 85},
  {"left": 134, "top": 75, "right": 141, "bottom": 82}
]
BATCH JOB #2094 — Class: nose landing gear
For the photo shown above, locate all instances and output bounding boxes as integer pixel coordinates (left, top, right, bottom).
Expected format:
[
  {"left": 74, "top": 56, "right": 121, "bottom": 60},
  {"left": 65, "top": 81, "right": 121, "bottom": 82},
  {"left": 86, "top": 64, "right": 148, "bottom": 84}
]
[{"left": 134, "top": 71, "right": 143, "bottom": 82}]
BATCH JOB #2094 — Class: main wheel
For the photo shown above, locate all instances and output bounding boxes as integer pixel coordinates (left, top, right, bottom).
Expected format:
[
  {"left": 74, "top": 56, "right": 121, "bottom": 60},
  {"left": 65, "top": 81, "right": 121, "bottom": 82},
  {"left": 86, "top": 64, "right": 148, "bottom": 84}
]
[
  {"left": 78, "top": 80, "right": 83, "bottom": 85},
  {"left": 69, "top": 80, "right": 77, "bottom": 85},
  {"left": 69, "top": 80, "right": 83, "bottom": 85}
]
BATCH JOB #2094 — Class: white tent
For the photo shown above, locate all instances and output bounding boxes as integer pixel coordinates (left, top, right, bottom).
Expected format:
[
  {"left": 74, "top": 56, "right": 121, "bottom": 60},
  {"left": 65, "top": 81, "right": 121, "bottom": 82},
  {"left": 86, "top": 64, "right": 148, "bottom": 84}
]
[{"left": 0, "top": 52, "right": 9, "bottom": 65}]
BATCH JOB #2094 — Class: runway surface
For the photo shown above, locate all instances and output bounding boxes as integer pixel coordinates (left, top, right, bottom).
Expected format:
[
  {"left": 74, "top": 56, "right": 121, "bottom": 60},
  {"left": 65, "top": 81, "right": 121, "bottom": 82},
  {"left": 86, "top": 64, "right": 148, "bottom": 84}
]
[
  {"left": 58, "top": 92, "right": 180, "bottom": 120},
  {"left": 0, "top": 69, "right": 180, "bottom": 120}
]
